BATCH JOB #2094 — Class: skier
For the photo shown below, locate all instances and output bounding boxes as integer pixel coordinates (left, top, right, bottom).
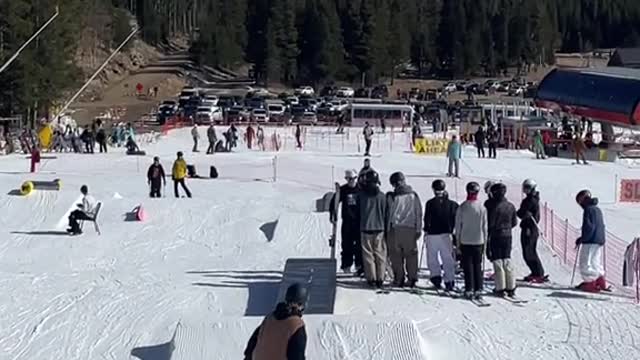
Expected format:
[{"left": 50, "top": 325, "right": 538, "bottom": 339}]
[
  {"left": 380, "top": 118, "right": 386, "bottom": 133},
  {"left": 363, "top": 122, "right": 374, "bottom": 156},
  {"left": 358, "top": 170, "right": 388, "bottom": 289},
  {"left": 455, "top": 182, "right": 488, "bottom": 300},
  {"left": 411, "top": 122, "right": 422, "bottom": 147},
  {"left": 357, "top": 158, "right": 376, "bottom": 186},
  {"left": 330, "top": 169, "right": 363, "bottom": 275},
  {"left": 97, "top": 124, "right": 107, "bottom": 153},
  {"left": 575, "top": 190, "right": 607, "bottom": 292},
  {"left": 295, "top": 124, "right": 302, "bottom": 149},
  {"left": 246, "top": 124, "right": 255, "bottom": 150},
  {"left": 147, "top": 156, "right": 166, "bottom": 198},
  {"left": 573, "top": 134, "right": 588, "bottom": 164},
  {"left": 486, "top": 183, "right": 518, "bottom": 297},
  {"left": 67, "top": 185, "right": 97, "bottom": 235},
  {"left": 172, "top": 151, "right": 192, "bottom": 198},
  {"left": 423, "top": 179, "right": 459, "bottom": 291},
  {"left": 191, "top": 124, "right": 200, "bottom": 152},
  {"left": 257, "top": 125, "right": 265, "bottom": 151},
  {"left": 487, "top": 126, "right": 498, "bottom": 159},
  {"left": 533, "top": 130, "right": 546, "bottom": 159},
  {"left": 244, "top": 283, "right": 307, "bottom": 360},
  {"left": 446, "top": 135, "right": 462, "bottom": 177},
  {"left": 386, "top": 172, "right": 422, "bottom": 288},
  {"left": 517, "top": 179, "right": 546, "bottom": 282},
  {"left": 206, "top": 124, "right": 217, "bottom": 154},
  {"left": 475, "top": 126, "right": 486, "bottom": 158}
]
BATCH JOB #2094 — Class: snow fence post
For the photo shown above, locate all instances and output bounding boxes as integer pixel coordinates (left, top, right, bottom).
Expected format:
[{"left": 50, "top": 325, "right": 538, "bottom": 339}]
[
  {"left": 341, "top": 133, "right": 345, "bottom": 152},
  {"left": 544, "top": 202, "right": 548, "bottom": 239},
  {"left": 331, "top": 165, "right": 335, "bottom": 185},
  {"left": 328, "top": 130, "right": 332, "bottom": 152},
  {"left": 614, "top": 173, "right": 619, "bottom": 203},
  {"left": 636, "top": 238, "right": 640, "bottom": 304},
  {"left": 564, "top": 219, "right": 569, "bottom": 263},
  {"left": 272, "top": 156, "right": 277, "bottom": 183},
  {"left": 550, "top": 209, "right": 555, "bottom": 252}
]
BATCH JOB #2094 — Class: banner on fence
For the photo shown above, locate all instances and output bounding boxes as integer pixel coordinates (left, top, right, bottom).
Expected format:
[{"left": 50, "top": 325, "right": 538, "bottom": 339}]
[
  {"left": 414, "top": 138, "right": 448, "bottom": 154},
  {"left": 620, "top": 179, "right": 640, "bottom": 203}
]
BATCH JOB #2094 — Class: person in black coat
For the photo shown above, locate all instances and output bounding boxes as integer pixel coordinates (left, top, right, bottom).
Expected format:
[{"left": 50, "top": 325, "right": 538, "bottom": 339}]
[
  {"left": 330, "top": 169, "right": 363, "bottom": 275},
  {"left": 486, "top": 183, "right": 518, "bottom": 297},
  {"left": 147, "top": 157, "right": 166, "bottom": 198},
  {"left": 244, "top": 284, "right": 307, "bottom": 360},
  {"left": 516, "top": 179, "right": 546, "bottom": 282},
  {"left": 475, "top": 126, "right": 486, "bottom": 158}
]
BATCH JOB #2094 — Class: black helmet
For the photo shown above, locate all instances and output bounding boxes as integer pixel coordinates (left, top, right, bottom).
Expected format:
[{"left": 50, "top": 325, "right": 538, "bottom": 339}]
[
  {"left": 80, "top": 185, "right": 88, "bottom": 194},
  {"left": 285, "top": 283, "right": 308, "bottom": 306},
  {"left": 575, "top": 189, "right": 592, "bottom": 206},
  {"left": 432, "top": 179, "right": 446, "bottom": 192},
  {"left": 177, "top": 151, "right": 183, "bottom": 157},
  {"left": 490, "top": 182, "right": 507, "bottom": 197},
  {"left": 364, "top": 170, "right": 379, "bottom": 185},
  {"left": 466, "top": 181, "right": 480, "bottom": 195},
  {"left": 153, "top": 156, "right": 160, "bottom": 162},
  {"left": 389, "top": 172, "right": 405, "bottom": 187}
]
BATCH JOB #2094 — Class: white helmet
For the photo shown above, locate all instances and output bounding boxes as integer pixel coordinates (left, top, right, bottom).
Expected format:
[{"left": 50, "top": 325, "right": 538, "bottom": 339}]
[
  {"left": 345, "top": 169, "right": 357, "bottom": 180},
  {"left": 484, "top": 180, "right": 495, "bottom": 195},
  {"left": 522, "top": 179, "right": 537, "bottom": 194}
]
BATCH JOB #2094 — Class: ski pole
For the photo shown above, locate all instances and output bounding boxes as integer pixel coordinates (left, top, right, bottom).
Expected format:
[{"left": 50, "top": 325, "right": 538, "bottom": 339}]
[{"left": 570, "top": 244, "right": 580, "bottom": 286}]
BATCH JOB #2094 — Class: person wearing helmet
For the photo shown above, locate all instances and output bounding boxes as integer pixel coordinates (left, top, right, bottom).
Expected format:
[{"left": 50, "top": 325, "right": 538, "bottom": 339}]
[
  {"left": 147, "top": 156, "right": 167, "bottom": 198},
  {"left": 486, "top": 183, "right": 518, "bottom": 298},
  {"left": 244, "top": 283, "right": 307, "bottom": 360},
  {"left": 358, "top": 169, "right": 388, "bottom": 289},
  {"left": 67, "top": 185, "right": 97, "bottom": 235},
  {"left": 446, "top": 135, "right": 462, "bottom": 178},
  {"left": 330, "top": 169, "right": 363, "bottom": 275},
  {"left": 423, "top": 179, "right": 459, "bottom": 291},
  {"left": 454, "top": 182, "right": 488, "bottom": 300},
  {"left": 575, "top": 190, "right": 607, "bottom": 292},
  {"left": 386, "top": 172, "right": 423, "bottom": 288},
  {"left": 172, "top": 151, "right": 192, "bottom": 198},
  {"left": 517, "top": 179, "right": 546, "bottom": 283}
]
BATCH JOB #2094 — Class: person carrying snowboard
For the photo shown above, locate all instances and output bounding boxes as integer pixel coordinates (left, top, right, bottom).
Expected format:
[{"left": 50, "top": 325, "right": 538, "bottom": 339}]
[
  {"left": 575, "top": 190, "right": 607, "bottom": 292},
  {"left": 67, "top": 185, "right": 97, "bottom": 235},
  {"left": 446, "top": 135, "right": 462, "bottom": 177},
  {"left": 206, "top": 124, "right": 217, "bottom": 154},
  {"left": 386, "top": 172, "right": 422, "bottom": 288},
  {"left": 363, "top": 122, "right": 374, "bottom": 156},
  {"left": 358, "top": 170, "right": 388, "bottom": 289},
  {"left": 172, "top": 151, "right": 192, "bottom": 198},
  {"left": 455, "top": 182, "right": 488, "bottom": 300},
  {"left": 330, "top": 169, "right": 363, "bottom": 276},
  {"left": 423, "top": 179, "right": 459, "bottom": 291},
  {"left": 191, "top": 125, "right": 200, "bottom": 152},
  {"left": 244, "top": 283, "right": 307, "bottom": 360},
  {"left": 517, "top": 179, "right": 546, "bottom": 283},
  {"left": 486, "top": 183, "right": 518, "bottom": 298},
  {"left": 147, "top": 156, "right": 166, "bottom": 198}
]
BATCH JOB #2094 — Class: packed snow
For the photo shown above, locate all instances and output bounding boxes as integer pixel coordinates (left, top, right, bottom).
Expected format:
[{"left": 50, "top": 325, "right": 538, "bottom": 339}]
[{"left": 0, "top": 125, "right": 639, "bottom": 360}]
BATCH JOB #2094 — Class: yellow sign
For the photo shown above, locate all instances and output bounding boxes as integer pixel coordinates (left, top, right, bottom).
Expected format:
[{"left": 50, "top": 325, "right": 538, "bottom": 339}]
[
  {"left": 414, "top": 138, "right": 449, "bottom": 154},
  {"left": 38, "top": 125, "right": 53, "bottom": 149}
]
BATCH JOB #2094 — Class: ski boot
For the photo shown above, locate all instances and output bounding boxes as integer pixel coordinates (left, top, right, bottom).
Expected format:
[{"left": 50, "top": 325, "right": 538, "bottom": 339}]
[
  {"left": 505, "top": 288, "right": 516, "bottom": 298},
  {"left": 493, "top": 288, "right": 505, "bottom": 297},
  {"left": 367, "top": 280, "right": 376, "bottom": 288},
  {"left": 375, "top": 280, "right": 384, "bottom": 289},
  {"left": 463, "top": 291, "right": 474, "bottom": 300},
  {"left": 576, "top": 281, "right": 599, "bottom": 293},
  {"left": 444, "top": 281, "right": 455, "bottom": 292},
  {"left": 522, "top": 274, "right": 534, "bottom": 282},
  {"left": 393, "top": 279, "right": 406, "bottom": 288},
  {"left": 341, "top": 267, "right": 352, "bottom": 275},
  {"left": 356, "top": 267, "right": 365, "bottom": 278},
  {"left": 408, "top": 279, "right": 418, "bottom": 289},
  {"left": 429, "top": 276, "right": 443, "bottom": 290},
  {"left": 595, "top": 276, "right": 607, "bottom": 290},
  {"left": 473, "top": 291, "right": 483, "bottom": 300}
]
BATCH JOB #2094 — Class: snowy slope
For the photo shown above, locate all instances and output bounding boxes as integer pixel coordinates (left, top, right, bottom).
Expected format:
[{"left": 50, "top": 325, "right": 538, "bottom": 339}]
[{"left": 0, "top": 126, "right": 638, "bottom": 360}]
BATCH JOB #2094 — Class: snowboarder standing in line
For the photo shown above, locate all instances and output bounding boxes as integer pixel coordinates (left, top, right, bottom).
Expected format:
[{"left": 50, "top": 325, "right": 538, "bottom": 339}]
[
  {"left": 575, "top": 190, "right": 607, "bottom": 292},
  {"left": 446, "top": 135, "right": 462, "bottom": 177},
  {"left": 358, "top": 170, "right": 388, "bottom": 289},
  {"left": 517, "top": 179, "right": 546, "bottom": 283},
  {"left": 357, "top": 158, "right": 376, "bottom": 186},
  {"left": 96, "top": 124, "right": 107, "bottom": 153},
  {"left": 246, "top": 124, "right": 255, "bottom": 150},
  {"left": 67, "top": 185, "right": 97, "bottom": 235},
  {"left": 386, "top": 172, "right": 422, "bottom": 288},
  {"left": 455, "top": 182, "right": 488, "bottom": 300},
  {"left": 423, "top": 179, "right": 459, "bottom": 291},
  {"left": 533, "top": 130, "right": 546, "bottom": 159},
  {"left": 487, "top": 126, "right": 499, "bottom": 159},
  {"left": 147, "top": 156, "right": 166, "bottom": 198},
  {"left": 244, "top": 283, "right": 307, "bottom": 360},
  {"left": 363, "top": 122, "right": 374, "bottom": 156},
  {"left": 206, "top": 124, "right": 217, "bottom": 154},
  {"left": 257, "top": 125, "right": 265, "bottom": 151},
  {"left": 485, "top": 183, "right": 518, "bottom": 297},
  {"left": 172, "top": 151, "right": 192, "bottom": 198},
  {"left": 295, "top": 124, "right": 302, "bottom": 149},
  {"left": 475, "top": 126, "right": 486, "bottom": 158},
  {"left": 330, "top": 169, "right": 363, "bottom": 276},
  {"left": 191, "top": 124, "right": 200, "bottom": 152}
]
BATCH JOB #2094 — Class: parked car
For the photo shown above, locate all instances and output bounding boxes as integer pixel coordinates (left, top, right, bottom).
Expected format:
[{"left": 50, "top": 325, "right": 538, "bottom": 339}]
[
  {"left": 251, "top": 108, "right": 269, "bottom": 123},
  {"left": 159, "top": 100, "right": 178, "bottom": 112},
  {"left": 371, "top": 85, "right": 389, "bottom": 99},
  {"left": 196, "top": 106, "right": 223, "bottom": 124},
  {"left": 294, "top": 86, "right": 315, "bottom": 96},
  {"left": 285, "top": 96, "right": 300, "bottom": 106},
  {"left": 202, "top": 95, "right": 219, "bottom": 106},
  {"left": 320, "top": 85, "right": 337, "bottom": 97},
  {"left": 336, "top": 86, "right": 355, "bottom": 98},
  {"left": 300, "top": 98, "right": 318, "bottom": 111},
  {"left": 443, "top": 83, "right": 457, "bottom": 93},
  {"left": 226, "top": 106, "right": 248, "bottom": 123},
  {"left": 354, "top": 88, "right": 369, "bottom": 98},
  {"left": 301, "top": 111, "right": 318, "bottom": 124}
]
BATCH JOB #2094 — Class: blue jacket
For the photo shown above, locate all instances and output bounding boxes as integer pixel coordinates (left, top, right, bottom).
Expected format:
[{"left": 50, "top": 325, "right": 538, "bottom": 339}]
[
  {"left": 578, "top": 200, "right": 605, "bottom": 246},
  {"left": 447, "top": 140, "right": 462, "bottom": 159}
]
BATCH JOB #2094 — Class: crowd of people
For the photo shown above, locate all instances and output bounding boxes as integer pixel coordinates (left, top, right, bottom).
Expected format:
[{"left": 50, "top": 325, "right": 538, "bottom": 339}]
[{"left": 329, "top": 159, "right": 608, "bottom": 300}]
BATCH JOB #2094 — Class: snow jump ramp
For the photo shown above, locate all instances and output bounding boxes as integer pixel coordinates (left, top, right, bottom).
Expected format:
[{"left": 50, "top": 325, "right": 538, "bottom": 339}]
[
  {"left": 171, "top": 316, "right": 429, "bottom": 360},
  {"left": 278, "top": 257, "right": 337, "bottom": 315}
]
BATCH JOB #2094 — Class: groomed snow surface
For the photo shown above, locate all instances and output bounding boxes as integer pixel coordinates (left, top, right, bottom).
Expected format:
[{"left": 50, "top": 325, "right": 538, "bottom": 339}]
[{"left": 1, "top": 126, "right": 639, "bottom": 360}]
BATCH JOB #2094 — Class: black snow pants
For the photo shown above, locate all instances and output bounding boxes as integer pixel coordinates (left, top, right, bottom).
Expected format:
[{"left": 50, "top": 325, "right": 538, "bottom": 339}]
[
  {"left": 476, "top": 143, "right": 485, "bottom": 158},
  {"left": 488, "top": 235, "right": 512, "bottom": 261},
  {"left": 99, "top": 141, "right": 107, "bottom": 153},
  {"left": 150, "top": 179, "right": 162, "bottom": 198},
  {"left": 521, "top": 227, "right": 545, "bottom": 277},
  {"left": 365, "top": 139, "right": 372, "bottom": 155},
  {"left": 68, "top": 210, "right": 92, "bottom": 232},
  {"left": 461, "top": 244, "right": 484, "bottom": 293},
  {"left": 206, "top": 141, "right": 216, "bottom": 154},
  {"left": 488, "top": 143, "right": 497, "bottom": 158},
  {"left": 174, "top": 179, "right": 192, "bottom": 198},
  {"left": 341, "top": 222, "right": 363, "bottom": 270}
]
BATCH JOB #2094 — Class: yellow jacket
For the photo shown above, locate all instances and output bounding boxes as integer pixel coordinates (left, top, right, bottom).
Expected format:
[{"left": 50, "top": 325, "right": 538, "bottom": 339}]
[{"left": 172, "top": 159, "right": 188, "bottom": 180}]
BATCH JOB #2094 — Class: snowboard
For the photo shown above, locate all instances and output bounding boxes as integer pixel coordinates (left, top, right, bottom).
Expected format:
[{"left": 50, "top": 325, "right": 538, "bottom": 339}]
[{"left": 329, "top": 182, "right": 340, "bottom": 261}]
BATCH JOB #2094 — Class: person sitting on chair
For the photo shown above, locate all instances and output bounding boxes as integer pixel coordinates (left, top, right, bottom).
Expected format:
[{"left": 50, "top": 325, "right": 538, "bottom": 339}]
[
  {"left": 68, "top": 185, "right": 97, "bottom": 235},
  {"left": 125, "top": 136, "right": 140, "bottom": 154}
]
